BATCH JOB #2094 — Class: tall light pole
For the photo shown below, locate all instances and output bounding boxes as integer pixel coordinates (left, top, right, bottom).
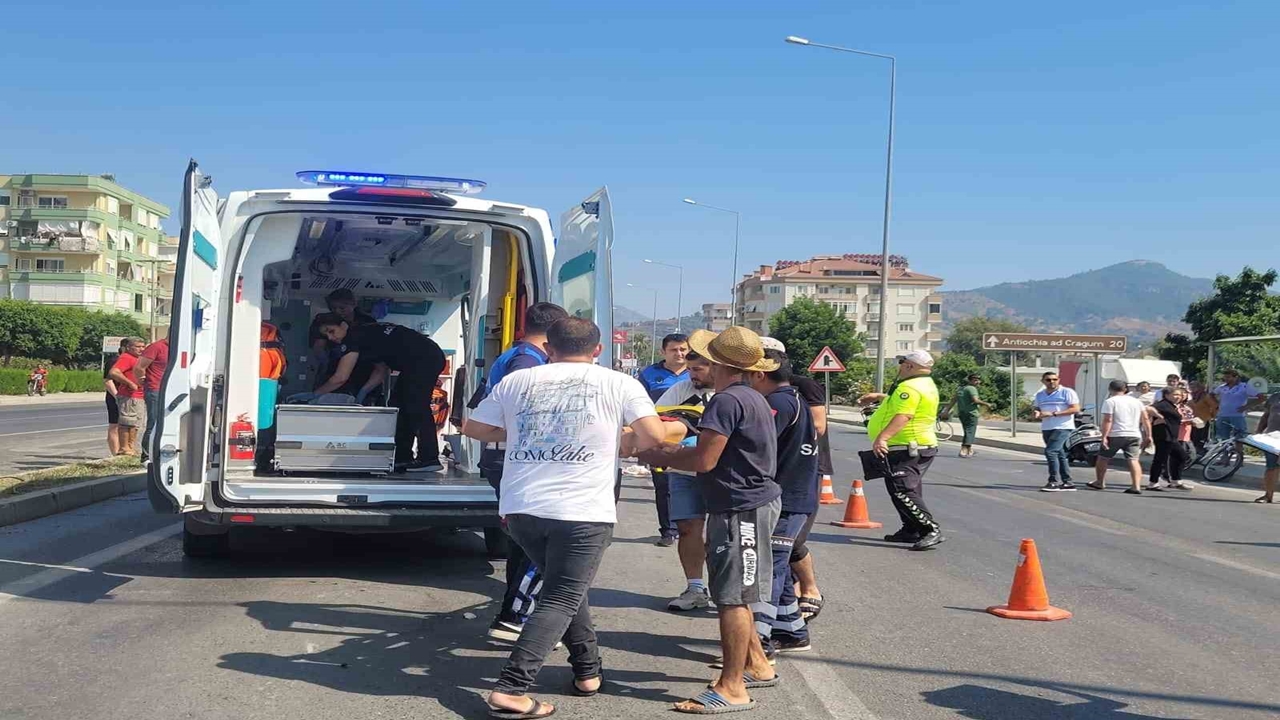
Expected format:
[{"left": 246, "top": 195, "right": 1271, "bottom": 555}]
[
  {"left": 682, "top": 198, "right": 741, "bottom": 325},
  {"left": 627, "top": 283, "right": 659, "bottom": 366},
  {"left": 786, "top": 35, "right": 897, "bottom": 392},
  {"left": 643, "top": 259, "right": 684, "bottom": 333}
]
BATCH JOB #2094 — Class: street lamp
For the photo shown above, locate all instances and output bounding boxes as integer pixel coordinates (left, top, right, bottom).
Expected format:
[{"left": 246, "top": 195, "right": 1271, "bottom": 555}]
[
  {"left": 682, "top": 198, "right": 741, "bottom": 325},
  {"left": 627, "top": 283, "right": 659, "bottom": 366},
  {"left": 785, "top": 35, "right": 897, "bottom": 392},
  {"left": 643, "top": 259, "right": 684, "bottom": 333}
]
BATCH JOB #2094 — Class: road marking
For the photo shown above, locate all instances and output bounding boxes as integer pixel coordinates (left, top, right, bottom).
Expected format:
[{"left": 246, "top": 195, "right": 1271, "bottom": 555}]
[
  {"left": 1191, "top": 553, "right": 1280, "bottom": 582},
  {"left": 784, "top": 651, "right": 880, "bottom": 719},
  {"left": 0, "top": 523, "right": 180, "bottom": 605},
  {"left": 0, "top": 424, "right": 105, "bottom": 438},
  {"left": 0, "top": 558, "right": 96, "bottom": 573},
  {"left": 0, "top": 411, "right": 108, "bottom": 424}
]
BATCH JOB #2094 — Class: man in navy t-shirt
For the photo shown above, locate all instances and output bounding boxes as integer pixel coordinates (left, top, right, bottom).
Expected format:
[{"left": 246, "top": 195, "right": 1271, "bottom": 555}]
[
  {"left": 638, "top": 333, "right": 691, "bottom": 546},
  {"left": 639, "top": 327, "right": 780, "bottom": 713},
  {"left": 750, "top": 348, "right": 819, "bottom": 655}
]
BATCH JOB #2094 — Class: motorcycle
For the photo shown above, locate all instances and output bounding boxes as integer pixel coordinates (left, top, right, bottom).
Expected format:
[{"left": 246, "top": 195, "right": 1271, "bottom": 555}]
[
  {"left": 1066, "top": 404, "right": 1101, "bottom": 466},
  {"left": 26, "top": 369, "right": 48, "bottom": 397}
]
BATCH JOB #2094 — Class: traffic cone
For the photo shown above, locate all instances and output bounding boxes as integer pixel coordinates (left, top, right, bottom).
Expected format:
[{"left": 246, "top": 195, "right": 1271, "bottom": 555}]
[
  {"left": 831, "top": 479, "right": 882, "bottom": 529},
  {"left": 987, "top": 539, "right": 1072, "bottom": 622},
  {"left": 818, "top": 474, "right": 843, "bottom": 505}
]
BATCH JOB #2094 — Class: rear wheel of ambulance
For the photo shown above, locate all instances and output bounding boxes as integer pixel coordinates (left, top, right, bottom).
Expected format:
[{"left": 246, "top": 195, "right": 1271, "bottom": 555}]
[
  {"left": 183, "top": 517, "right": 231, "bottom": 559},
  {"left": 483, "top": 527, "right": 508, "bottom": 559}
]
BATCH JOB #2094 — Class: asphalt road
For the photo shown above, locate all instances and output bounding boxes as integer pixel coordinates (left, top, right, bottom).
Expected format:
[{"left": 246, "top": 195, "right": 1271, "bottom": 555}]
[
  {"left": 1, "top": 425, "right": 1278, "bottom": 719},
  {"left": 0, "top": 401, "right": 110, "bottom": 475}
]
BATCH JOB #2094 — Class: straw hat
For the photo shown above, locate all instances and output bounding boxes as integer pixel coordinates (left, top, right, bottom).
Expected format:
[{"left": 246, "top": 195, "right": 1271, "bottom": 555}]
[{"left": 687, "top": 327, "right": 780, "bottom": 373}]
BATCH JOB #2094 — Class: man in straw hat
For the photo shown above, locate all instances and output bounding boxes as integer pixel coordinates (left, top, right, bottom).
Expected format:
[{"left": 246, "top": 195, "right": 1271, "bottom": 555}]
[
  {"left": 857, "top": 348, "right": 945, "bottom": 551},
  {"left": 639, "top": 326, "right": 782, "bottom": 714}
]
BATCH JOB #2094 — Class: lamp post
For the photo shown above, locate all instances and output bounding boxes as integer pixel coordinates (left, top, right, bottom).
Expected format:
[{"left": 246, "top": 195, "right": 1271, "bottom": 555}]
[
  {"left": 628, "top": 283, "right": 659, "bottom": 366},
  {"left": 682, "top": 198, "right": 740, "bottom": 324},
  {"left": 785, "top": 35, "right": 897, "bottom": 392},
  {"left": 643, "top": 259, "right": 684, "bottom": 333}
]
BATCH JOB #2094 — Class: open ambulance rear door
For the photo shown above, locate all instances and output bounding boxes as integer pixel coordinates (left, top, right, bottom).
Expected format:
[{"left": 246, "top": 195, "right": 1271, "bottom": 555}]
[
  {"left": 148, "top": 160, "right": 224, "bottom": 513},
  {"left": 553, "top": 188, "right": 615, "bottom": 367}
]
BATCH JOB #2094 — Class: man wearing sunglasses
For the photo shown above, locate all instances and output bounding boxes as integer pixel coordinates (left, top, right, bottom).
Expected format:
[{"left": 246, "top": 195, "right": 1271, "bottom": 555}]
[{"left": 1033, "top": 371, "right": 1082, "bottom": 492}]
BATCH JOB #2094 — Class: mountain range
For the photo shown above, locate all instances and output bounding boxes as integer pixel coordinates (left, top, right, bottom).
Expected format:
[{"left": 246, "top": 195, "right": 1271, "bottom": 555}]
[{"left": 941, "top": 260, "right": 1213, "bottom": 346}]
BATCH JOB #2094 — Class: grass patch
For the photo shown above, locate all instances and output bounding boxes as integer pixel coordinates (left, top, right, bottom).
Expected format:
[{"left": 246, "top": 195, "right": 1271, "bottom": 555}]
[{"left": 0, "top": 455, "right": 143, "bottom": 498}]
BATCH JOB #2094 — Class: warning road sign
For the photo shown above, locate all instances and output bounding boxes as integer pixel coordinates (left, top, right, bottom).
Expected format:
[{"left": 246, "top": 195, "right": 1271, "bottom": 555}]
[
  {"left": 612, "top": 330, "right": 629, "bottom": 344},
  {"left": 808, "top": 346, "right": 846, "bottom": 373}
]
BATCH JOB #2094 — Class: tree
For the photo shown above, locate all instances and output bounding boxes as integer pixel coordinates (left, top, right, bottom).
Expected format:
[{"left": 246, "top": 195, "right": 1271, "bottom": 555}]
[
  {"left": 932, "top": 351, "right": 1016, "bottom": 417},
  {"left": 768, "top": 297, "right": 866, "bottom": 396},
  {"left": 0, "top": 300, "right": 78, "bottom": 366},
  {"left": 1157, "top": 267, "right": 1280, "bottom": 380},
  {"left": 68, "top": 309, "right": 147, "bottom": 367},
  {"left": 944, "top": 316, "right": 1030, "bottom": 364},
  {"left": 625, "top": 332, "right": 654, "bottom": 367}
]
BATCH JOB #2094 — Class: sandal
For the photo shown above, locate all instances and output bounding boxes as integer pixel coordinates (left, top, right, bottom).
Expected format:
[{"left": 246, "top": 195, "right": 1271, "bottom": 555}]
[
  {"left": 798, "top": 596, "right": 824, "bottom": 622},
  {"left": 1255, "top": 496, "right": 1274, "bottom": 504},
  {"left": 674, "top": 689, "right": 756, "bottom": 715},
  {"left": 1085, "top": 482, "right": 1105, "bottom": 491},
  {"left": 570, "top": 675, "right": 602, "bottom": 697},
  {"left": 487, "top": 697, "right": 555, "bottom": 719},
  {"left": 708, "top": 672, "right": 780, "bottom": 690}
]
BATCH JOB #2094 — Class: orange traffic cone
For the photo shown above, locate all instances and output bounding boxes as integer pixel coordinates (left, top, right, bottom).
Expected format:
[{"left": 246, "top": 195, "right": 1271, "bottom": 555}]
[
  {"left": 831, "top": 479, "right": 882, "bottom": 529},
  {"left": 987, "top": 539, "right": 1072, "bottom": 622},
  {"left": 818, "top": 474, "right": 843, "bottom": 505}
]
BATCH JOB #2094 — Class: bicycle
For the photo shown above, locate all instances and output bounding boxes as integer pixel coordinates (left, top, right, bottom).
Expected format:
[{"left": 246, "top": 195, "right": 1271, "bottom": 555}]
[
  {"left": 935, "top": 418, "right": 955, "bottom": 443},
  {"left": 1189, "top": 427, "right": 1246, "bottom": 482}
]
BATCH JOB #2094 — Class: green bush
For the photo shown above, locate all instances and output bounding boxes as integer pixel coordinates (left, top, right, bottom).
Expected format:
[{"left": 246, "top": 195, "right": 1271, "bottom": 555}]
[{"left": 0, "top": 368, "right": 103, "bottom": 395}]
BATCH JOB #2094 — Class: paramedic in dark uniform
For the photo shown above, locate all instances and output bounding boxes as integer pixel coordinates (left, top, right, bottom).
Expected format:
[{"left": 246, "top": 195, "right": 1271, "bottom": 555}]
[
  {"left": 473, "top": 302, "right": 570, "bottom": 644},
  {"left": 309, "top": 289, "right": 378, "bottom": 390},
  {"left": 315, "top": 314, "right": 447, "bottom": 472},
  {"left": 858, "top": 349, "right": 945, "bottom": 551}
]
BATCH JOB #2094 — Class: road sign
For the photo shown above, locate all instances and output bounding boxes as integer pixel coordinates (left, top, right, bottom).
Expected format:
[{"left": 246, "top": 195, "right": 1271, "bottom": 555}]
[
  {"left": 982, "top": 333, "right": 1127, "bottom": 354},
  {"left": 621, "top": 357, "right": 637, "bottom": 370},
  {"left": 102, "top": 335, "right": 129, "bottom": 353},
  {"left": 808, "top": 346, "right": 847, "bottom": 373},
  {"left": 612, "top": 329, "right": 628, "bottom": 344}
]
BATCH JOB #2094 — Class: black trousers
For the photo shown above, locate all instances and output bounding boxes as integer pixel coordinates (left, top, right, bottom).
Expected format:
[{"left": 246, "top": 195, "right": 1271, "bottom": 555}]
[
  {"left": 483, "top": 449, "right": 541, "bottom": 624},
  {"left": 390, "top": 364, "right": 443, "bottom": 466},
  {"left": 651, "top": 468, "right": 677, "bottom": 538},
  {"left": 1151, "top": 435, "right": 1189, "bottom": 483},
  {"left": 883, "top": 448, "right": 940, "bottom": 535},
  {"left": 1190, "top": 425, "right": 1210, "bottom": 455}
]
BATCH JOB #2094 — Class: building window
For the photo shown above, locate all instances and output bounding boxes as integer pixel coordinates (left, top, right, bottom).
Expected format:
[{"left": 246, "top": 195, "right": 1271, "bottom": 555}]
[
  {"left": 870, "top": 286, "right": 882, "bottom": 295},
  {"left": 0, "top": 190, "right": 10, "bottom": 206},
  {"left": 769, "top": 285, "right": 781, "bottom": 294},
  {"left": 17, "top": 258, "right": 66, "bottom": 272},
  {"left": 897, "top": 303, "right": 917, "bottom": 316},
  {"left": 37, "top": 196, "right": 69, "bottom": 209},
  {"left": 17, "top": 190, "right": 36, "bottom": 208},
  {"left": 928, "top": 302, "right": 942, "bottom": 315},
  {"left": 134, "top": 294, "right": 144, "bottom": 312},
  {"left": 817, "top": 285, "right": 831, "bottom": 294},
  {"left": 898, "top": 287, "right": 917, "bottom": 297},
  {"left": 897, "top": 340, "right": 913, "bottom": 351},
  {"left": 106, "top": 196, "right": 120, "bottom": 215},
  {"left": 898, "top": 323, "right": 915, "bottom": 332}
]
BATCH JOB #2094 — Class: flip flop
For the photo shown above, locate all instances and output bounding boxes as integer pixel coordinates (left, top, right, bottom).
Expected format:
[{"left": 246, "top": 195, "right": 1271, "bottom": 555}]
[
  {"left": 487, "top": 697, "right": 555, "bottom": 719},
  {"left": 1085, "top": 482, "right": 1105, "bottom": 491},
  {"left": 674, "top": 689, "right": 756, "bottom": 715},
  {"left": 1255, "top": 496, "right": 1274, "bottom": 504},
  {"left": 710, "top": 655, "right": 776, "bottom": 669},
  {"left": 708, "top": 672, "right": 780, "bottom": 689},
  {"left": 570, "top": 675, "right": 602, "bottom": 697},
  {"left": 798, "top": 596, "right": 824, "bottom": 622}
]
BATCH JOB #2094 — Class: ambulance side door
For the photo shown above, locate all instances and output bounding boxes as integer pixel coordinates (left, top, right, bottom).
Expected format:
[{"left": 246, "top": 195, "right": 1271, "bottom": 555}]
[{"left": 552, "top": 188, "right": 615, "bottom": 367}]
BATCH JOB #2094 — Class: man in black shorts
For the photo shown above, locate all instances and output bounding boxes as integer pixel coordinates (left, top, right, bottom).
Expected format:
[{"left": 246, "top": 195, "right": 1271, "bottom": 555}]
[
  {"left": 315, "top": 315, "right": 447, "bottom": 472},
  {"left": 640, "top": 327, "right": 781, "bottom": 714}
]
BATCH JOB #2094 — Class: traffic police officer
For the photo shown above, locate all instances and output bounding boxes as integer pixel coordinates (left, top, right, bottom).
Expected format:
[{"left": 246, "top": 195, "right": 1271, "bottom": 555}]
[{"left": 858, "top": 349, "right": 944, "bottom": 551}]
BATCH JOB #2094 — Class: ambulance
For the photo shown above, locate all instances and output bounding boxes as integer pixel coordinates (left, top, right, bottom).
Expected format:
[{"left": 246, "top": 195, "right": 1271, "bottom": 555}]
[{"left": 148, "top": 162, "right": 614, "bottom": 557}]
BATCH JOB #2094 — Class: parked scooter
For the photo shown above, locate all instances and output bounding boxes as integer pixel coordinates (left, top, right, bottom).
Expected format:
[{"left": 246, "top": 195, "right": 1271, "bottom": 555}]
[
  {"left": 26, "top": 367, "right": 48, "bottom": 396},
  {"left": 1066, "top": 404, "right": 1101, "bottom": 466}
]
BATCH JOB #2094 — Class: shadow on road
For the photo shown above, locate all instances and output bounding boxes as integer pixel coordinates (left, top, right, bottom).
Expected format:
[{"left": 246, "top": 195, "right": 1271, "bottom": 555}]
[
  {"left": 922, "top": 683, "right": 1193, "bottom": 719},
  {"left": 1216, "top": 540, "right": 1280, "bottom": 548}
]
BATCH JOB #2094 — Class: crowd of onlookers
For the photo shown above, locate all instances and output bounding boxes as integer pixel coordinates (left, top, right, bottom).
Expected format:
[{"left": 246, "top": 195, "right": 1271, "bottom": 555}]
[{"left": 103, "top": 336, "right": 169, "bottom": 459}]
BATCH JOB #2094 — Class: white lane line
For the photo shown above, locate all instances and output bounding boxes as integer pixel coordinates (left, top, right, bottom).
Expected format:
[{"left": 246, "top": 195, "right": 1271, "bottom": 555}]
[
  {"left": 0, "top": 523, "right": 180, "bottom": 605},
  {"left": 784, "top": 651, "right": 880, "bottom": 720},
  {"left": 0, "top": 424, "right": 105, "bottom": 438},
  {"left": 0, "top": 558, "right": 95, "bottom": 573},
  {"left": 0, "top": 411, "right": 108, "bottom": 424},
  {"left": 1191, "top": 553, "right": 1280, "bottom": 582}
]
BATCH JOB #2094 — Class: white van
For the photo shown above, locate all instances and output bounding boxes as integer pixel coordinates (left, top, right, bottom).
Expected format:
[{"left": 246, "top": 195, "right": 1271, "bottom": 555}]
[{"left": 148, "top": 162, "right": 614, "bottom": 557}]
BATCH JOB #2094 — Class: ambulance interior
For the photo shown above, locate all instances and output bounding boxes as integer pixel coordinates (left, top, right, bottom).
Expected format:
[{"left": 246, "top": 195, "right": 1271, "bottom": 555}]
[{"left": 220, "top": 210, "right": 530, "bottom": 496}]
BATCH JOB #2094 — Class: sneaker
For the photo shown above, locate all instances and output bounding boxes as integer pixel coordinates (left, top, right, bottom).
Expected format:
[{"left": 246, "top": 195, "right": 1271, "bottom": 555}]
[
  {"left": 487, "top": 619, "right": 523, "bottom": 643},
  {"left": 1147, "top": 481, "right": 1166, "bottom": 492},
  {"left": 883, "top": 529, "right": 923, "bottom": 544},
  {"left": 668, "top": 586, "right": 711, "bottom": 611},
  {"left": 654, "top": 534, "right": 677, "bottom": 548},
  {"left": 1059, "top": 480, "right": 1078, "bottom": 492},
  {"left": 1040, "top": 480, "right": 1065, "bottom": 492},
  {"left": 1167, "top": 481, "right": 1194, "bottom": 491},
  {"left": 406, "top": 461, "right": 445, "bottom": 473},
  {"left": 910, "top": 531, "right": 946, "bottom": 551},
  {"left": 773, "top": 637, "right": 812, "bottom": 654}
]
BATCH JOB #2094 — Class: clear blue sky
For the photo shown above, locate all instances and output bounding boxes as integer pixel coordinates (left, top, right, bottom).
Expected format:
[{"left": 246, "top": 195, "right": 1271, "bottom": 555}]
[{"left": 4, "top": 1, "right": 1276, "bottom": 319}]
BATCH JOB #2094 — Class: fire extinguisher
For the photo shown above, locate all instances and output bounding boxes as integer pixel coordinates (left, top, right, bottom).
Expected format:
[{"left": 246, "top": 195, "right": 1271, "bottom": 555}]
[{"left": 229, "top": 414, "right": 255, "bottom": 461}]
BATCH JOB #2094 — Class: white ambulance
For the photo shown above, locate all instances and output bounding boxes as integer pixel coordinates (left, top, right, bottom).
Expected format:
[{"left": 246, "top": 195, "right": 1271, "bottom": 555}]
[{"left": 148, "top": 162, "right": 614, "bottom": 557}]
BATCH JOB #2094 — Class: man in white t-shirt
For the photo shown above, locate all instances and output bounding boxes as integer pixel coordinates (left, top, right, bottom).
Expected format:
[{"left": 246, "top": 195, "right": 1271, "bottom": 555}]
[
  {"left": 1032, "top": 371, "right": 1082, "bottom": 492},
  {"left": 464, "top": 317, "right": 667, "bottom": 718},
  {"left": 1088, "top": 379, "right": 1153, "bottom": 494}
]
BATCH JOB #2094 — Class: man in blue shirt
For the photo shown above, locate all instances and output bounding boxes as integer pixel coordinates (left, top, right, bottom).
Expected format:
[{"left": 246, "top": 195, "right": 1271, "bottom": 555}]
[
  {"left": 475, "top": 302, "right": 570, "bottom": 644},
  {"left": 638, "top": 333, "right": 691, "bottom": 546},
  {"left": 1033, "top": 371, "right": 1081, "bottom": 492}
]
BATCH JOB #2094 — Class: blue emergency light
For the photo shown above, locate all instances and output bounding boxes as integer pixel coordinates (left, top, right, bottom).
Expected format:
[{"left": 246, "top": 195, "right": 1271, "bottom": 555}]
[{"left": 296, "top": 170, "right": 487, "bottom": 195}]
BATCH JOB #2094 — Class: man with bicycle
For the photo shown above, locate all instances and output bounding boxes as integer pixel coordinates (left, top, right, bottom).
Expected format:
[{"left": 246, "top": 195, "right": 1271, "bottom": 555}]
[{"left": 941, "top": 374, "right": 992, "bottom": 458}]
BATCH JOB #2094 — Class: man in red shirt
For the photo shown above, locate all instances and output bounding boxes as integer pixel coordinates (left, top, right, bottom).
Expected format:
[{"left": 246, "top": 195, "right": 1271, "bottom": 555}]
[
  {"left": 108, "top": 337, "right": 147, "bottom": 456},
  {"left": 135, "top": 338, "right": 170, "bottom": 460}
]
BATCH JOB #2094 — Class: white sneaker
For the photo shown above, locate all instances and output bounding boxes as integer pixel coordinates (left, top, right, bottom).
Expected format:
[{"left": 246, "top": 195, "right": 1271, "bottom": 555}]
[{"left": 667, "top": 586, "right": 711, "bottom": 611}]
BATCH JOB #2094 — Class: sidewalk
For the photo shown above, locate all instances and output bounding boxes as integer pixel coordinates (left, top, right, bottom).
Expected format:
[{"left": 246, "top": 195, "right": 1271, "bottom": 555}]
[
  {"left": 0, "top": 392, "right": 101, "bottom": 407},
  {"left": 829, "top": 405, "right": 1269, "bottom": 491}
]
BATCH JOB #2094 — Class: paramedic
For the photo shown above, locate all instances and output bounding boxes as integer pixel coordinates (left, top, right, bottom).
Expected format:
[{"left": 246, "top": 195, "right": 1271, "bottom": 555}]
[
  {"left": 477, "top": 302, "right": 571, "bottom": 644},
  {"left": 315, "top": 315, "right": 446, "bottom": 472},
  {"left": 308, "top": 289, "right": 377, "bottom": 388}
]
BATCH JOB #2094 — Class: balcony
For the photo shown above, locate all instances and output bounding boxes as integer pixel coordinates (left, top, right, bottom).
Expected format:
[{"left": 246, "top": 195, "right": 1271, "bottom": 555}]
[
  {"left": 9, "top": 270, "right": 108, "bottom": 284},
  {"left": 9, "top": 238, "right": 103, "bottom": 254},
  {"left": 865, "top": 312, "right": 881, "bottom": 322},
  {"left": 12, "top": 206, "right": 114, "bottom": 227}
]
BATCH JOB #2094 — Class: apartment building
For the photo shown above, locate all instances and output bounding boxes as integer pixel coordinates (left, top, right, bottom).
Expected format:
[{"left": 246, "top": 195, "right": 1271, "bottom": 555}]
[
  {"left": 701, "top": 302, "right": 731, "bottom": 332},
  {"left": 735, "top": 254, "right": 945, "bottom": 357},
  {"left": 0, "top": 174, "right": 173, "bottom": 339}
]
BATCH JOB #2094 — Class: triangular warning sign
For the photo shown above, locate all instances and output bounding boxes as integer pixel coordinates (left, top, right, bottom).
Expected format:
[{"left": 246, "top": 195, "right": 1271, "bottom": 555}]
[{"left": 808, "top": 346, "right": 846, "bottom": 373}]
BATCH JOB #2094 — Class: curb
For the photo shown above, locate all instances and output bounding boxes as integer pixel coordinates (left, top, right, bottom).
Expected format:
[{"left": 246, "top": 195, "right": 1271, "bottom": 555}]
[
  {"left": 0, "top": 392, "right": 102, "bottom": 407},
  {"left": 828, "top": 417, "right": 1265, "bottom": 491},
  {"left": 0, "top": 473, "right": 147, "bottom": 528}
]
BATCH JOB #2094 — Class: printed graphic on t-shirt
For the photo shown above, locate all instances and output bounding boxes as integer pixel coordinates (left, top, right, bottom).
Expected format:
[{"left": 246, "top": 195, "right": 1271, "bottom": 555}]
[{"left": 509, "top": 374, "right": 600, "bottom": 464}]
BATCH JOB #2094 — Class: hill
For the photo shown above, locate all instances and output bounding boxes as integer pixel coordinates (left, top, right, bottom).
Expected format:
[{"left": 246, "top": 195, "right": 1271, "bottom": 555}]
[{"left": 941, "top": 260, "right": 1213, "bottom": 346}]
